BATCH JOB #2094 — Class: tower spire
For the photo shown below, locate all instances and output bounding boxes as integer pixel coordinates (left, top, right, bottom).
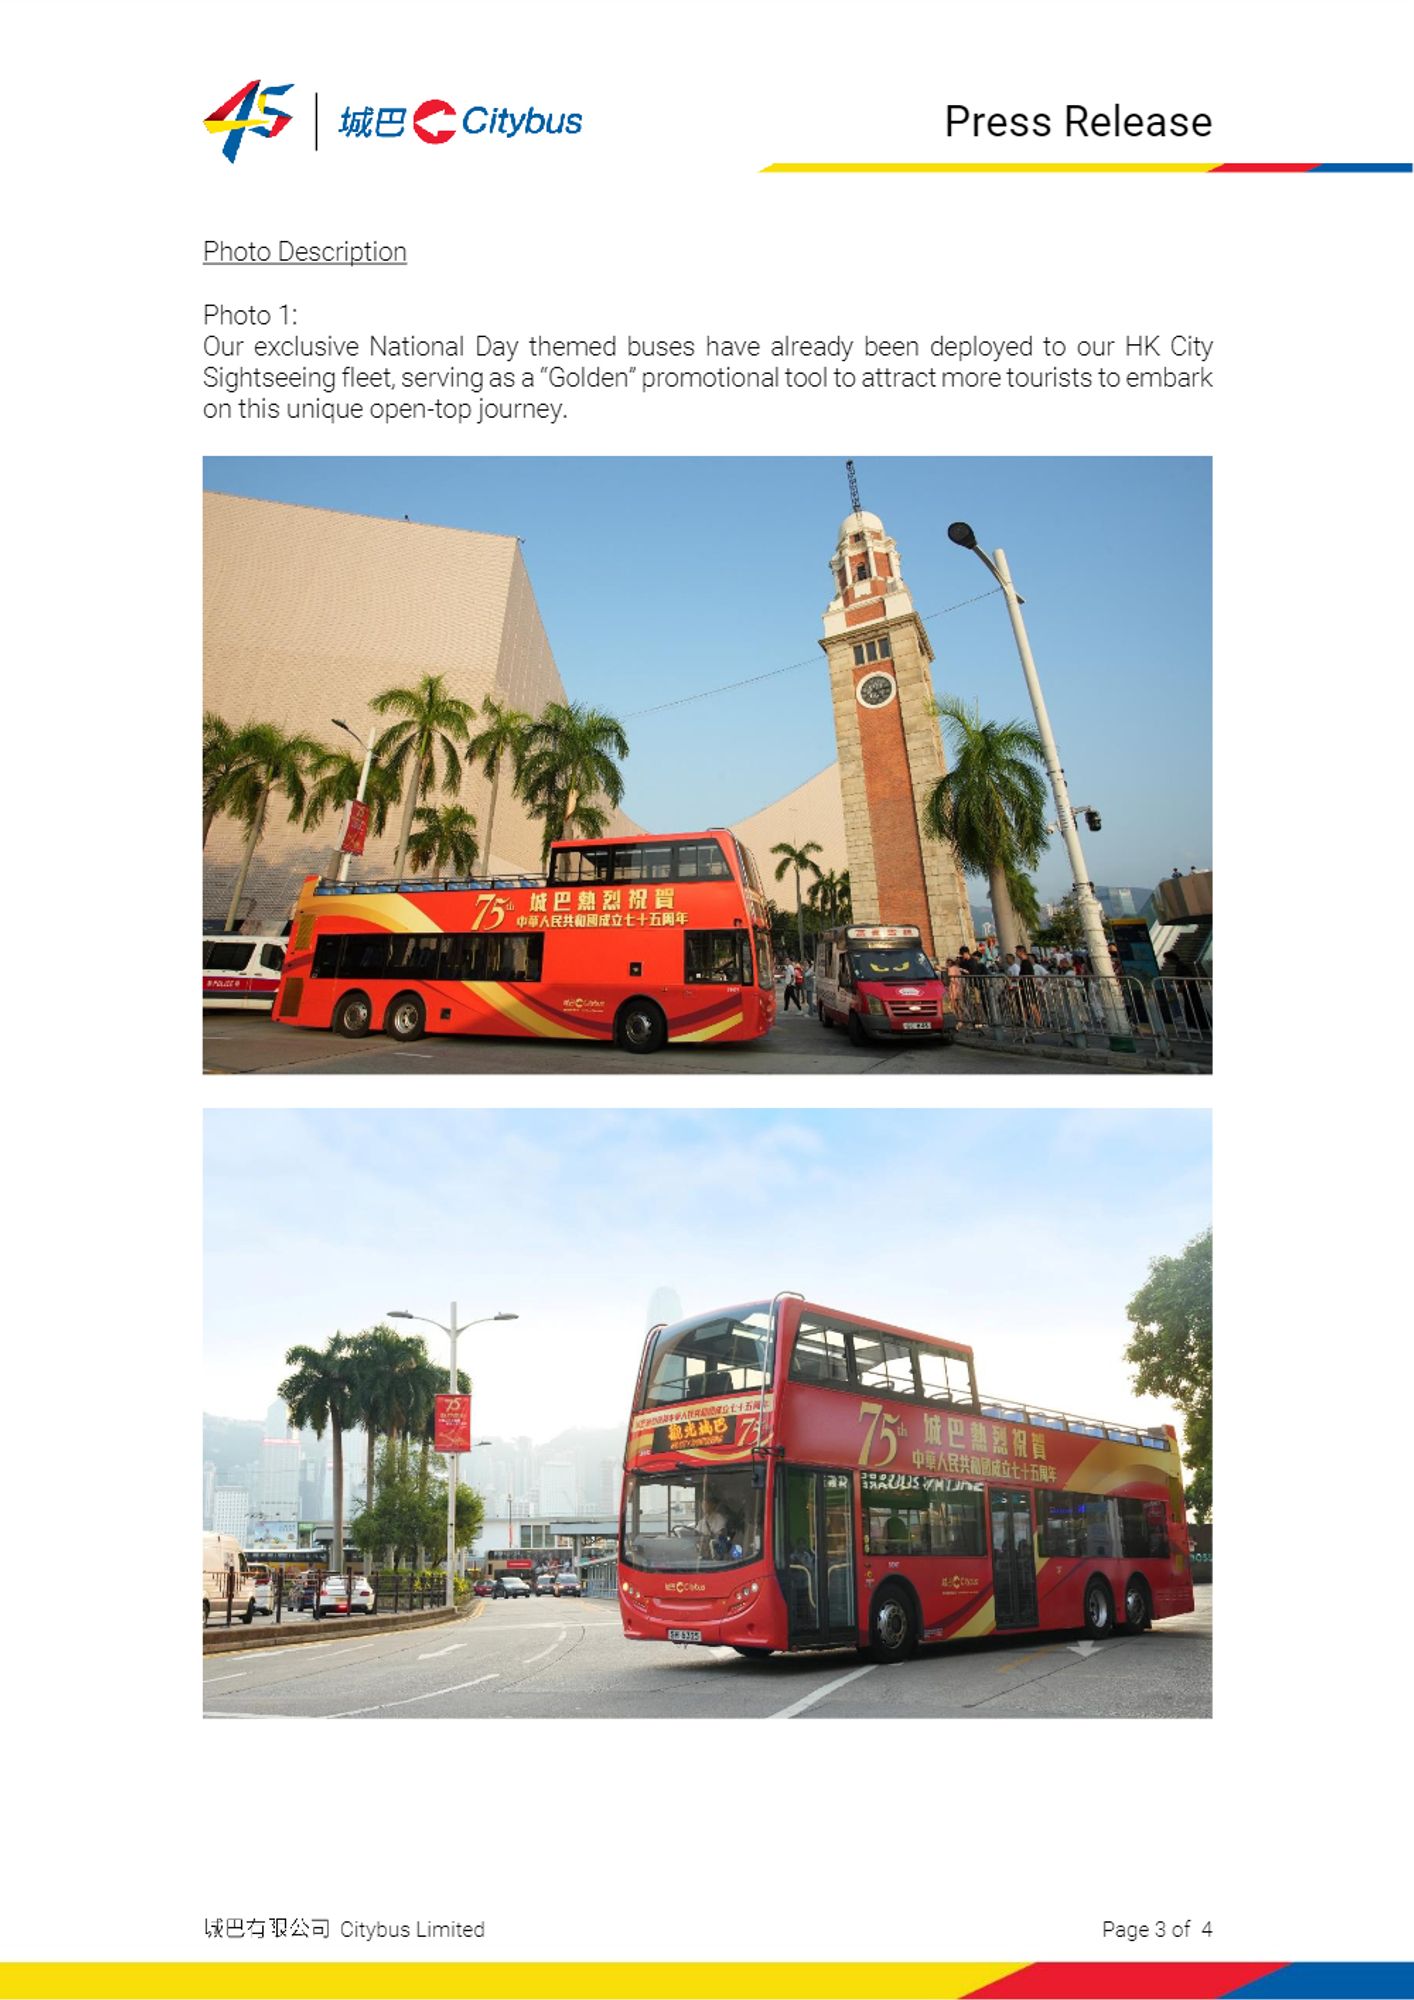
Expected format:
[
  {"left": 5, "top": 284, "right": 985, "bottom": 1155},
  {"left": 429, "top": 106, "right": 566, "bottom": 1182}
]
[{"left": 845, "top": 458, "right": 863, "bottom": 520}]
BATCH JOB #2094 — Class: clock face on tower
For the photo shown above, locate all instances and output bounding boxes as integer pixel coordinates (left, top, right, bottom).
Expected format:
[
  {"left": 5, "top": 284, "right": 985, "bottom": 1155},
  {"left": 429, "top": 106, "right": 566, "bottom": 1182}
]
[{"left": 856, "top": 670, "right": 898, "bottom": 709}]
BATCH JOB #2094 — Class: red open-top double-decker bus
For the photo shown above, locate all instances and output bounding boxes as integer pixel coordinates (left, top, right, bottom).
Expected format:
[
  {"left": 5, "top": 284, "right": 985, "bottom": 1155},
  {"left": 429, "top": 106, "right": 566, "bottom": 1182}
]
[
  {"left": 272, "top": 829, "right": 775, "bottom": 1054},
  {"left": 619, "top": 1292, "right": 1192, "bottom": 1660}
]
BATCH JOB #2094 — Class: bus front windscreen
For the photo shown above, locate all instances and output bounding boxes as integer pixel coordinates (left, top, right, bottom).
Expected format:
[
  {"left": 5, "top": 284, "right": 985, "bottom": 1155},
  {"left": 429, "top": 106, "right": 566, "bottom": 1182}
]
[
  {"left": 848, "top": 944, "right": 936, "bottom": 983},
  {"left": 622, "top": 1468, "right": 764, "bottom": 1571},
  {"left": 640, "top": 1304, "right": 772, "bottom": 1407}
]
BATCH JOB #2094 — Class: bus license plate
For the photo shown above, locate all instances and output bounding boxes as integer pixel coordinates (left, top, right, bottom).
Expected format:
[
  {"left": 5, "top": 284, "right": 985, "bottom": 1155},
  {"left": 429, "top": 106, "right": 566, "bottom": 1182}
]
[
  {"left": 667, "top": 1628, "right": 702, "bottom": 1644},
  {"left": 900, "top": 1020, "right": 932, "bottom": 1030}
]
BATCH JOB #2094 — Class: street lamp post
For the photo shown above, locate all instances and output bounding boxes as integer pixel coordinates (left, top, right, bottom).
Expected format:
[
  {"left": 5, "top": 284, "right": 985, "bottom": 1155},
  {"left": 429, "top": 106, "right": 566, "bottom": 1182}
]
[
  {"left": 388, "top": 1305, "right": 519, "bottom": 1607},
  {"left": 331, "top": 718, "right": 376, "bottom": 886},
  {"left": 946, "top": 523, "right": 1124, "bottom": 1030}
]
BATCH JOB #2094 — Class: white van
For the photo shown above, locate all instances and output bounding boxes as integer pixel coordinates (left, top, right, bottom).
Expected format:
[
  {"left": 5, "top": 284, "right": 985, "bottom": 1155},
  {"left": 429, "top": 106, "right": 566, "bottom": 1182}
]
[
  {"left": 203, "top": 1532, "right": 258, "bottom": 1627},
  {"left": 202, "top": 934, "right": 287, "bottom": 1010}
]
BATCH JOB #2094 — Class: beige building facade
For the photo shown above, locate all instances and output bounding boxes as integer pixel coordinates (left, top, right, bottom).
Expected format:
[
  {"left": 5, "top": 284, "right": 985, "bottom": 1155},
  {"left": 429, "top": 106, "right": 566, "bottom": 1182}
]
[{"left": 204, "top": 493, "right": 638, "bottom": 931}]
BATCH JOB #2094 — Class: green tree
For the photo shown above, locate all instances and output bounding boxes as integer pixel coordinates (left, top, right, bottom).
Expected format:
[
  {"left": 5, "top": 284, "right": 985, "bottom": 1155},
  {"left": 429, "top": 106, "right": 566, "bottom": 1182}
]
[
  {"left": 518, "top": 701, "right": 630, "bottom": 862},
  {"left": 203, "top": 711, "right": 255, "bottom": 848},
  {"left": 1035, "top": 893, "right": 1085, "bottom": 952},
  {"left": 924, "top": 700, "right": 1048, "bottom": 957},
  {"left": 1004, "top": 865, "right": 1041, "bottom": 943},
  {"left": 371, "top": 673, "right": 478, "bottom": 876},
  {"left": 351, "top": 1444, "right": 443, "bottom": 1570},
  {"left": 807, "top": 867, "right": 851, "bottom": 928},
  {"left": 770, "top": 840, "right": 824, "bottom": 969},
  {"left": 467, "top": 696, "right": 533, "bottom": 878},
  {"left": 347, "top": 1326, "right": 427, "bottom": 1524},
  {"left": 219, "top": 722, "right": 328, "bottom": 932},
  {"left": 1124, "top": 1229, "right": 1213, "bottom": 1522},
  {"left": 405, "top": 803, "right": 480, "bottom": 877},
  {"left": 279, "top": 1333, "right": 358, "bottom": 1570},
  {"left": 300, "top": 744, "right": 402, "bottom": 856}
]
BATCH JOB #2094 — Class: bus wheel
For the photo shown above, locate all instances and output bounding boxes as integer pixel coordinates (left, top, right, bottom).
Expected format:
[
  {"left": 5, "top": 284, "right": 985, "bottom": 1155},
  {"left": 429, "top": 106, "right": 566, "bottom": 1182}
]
[
  {"left": 869, "top": 1585, "right": 917, "bottom": 1663},
  {"left": 1083, "top": 1577, "right": 1115, "bottom": 1638},
  {"left": 333, "top": 991, "right": 373, "bottom": 1038},
  {"left": 385, "top": 992, "right": 426, "bottom": 1042},
  {"left": 732, "top": 1645, "right": 772, "bottom": 1658},
  {"left": 616, "top": 999, "right": 667, "bottom": 1054},
  {"left": 1124, "top": 1577, "right": 1152, "bottom": 1633},
  {"left": 847, "top": 1011, "right": 868, "bottom": 1048}
]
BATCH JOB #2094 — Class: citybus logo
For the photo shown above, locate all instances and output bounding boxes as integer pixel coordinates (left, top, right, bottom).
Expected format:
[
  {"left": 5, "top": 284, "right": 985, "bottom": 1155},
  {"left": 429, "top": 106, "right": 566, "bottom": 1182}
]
[{"left": 205, "top": 80, "right": 294, "bottom": 164}]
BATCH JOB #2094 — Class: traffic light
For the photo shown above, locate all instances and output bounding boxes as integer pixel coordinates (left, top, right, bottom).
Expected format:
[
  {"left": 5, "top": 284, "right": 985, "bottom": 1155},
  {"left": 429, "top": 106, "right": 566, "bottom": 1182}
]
[{"left": 1084, "top": 808, "right": 1102, "bottom": 832}]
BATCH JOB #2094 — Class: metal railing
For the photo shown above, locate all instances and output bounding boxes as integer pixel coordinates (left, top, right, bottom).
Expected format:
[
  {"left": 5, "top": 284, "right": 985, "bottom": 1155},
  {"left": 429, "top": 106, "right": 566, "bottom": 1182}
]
[
  {"left": 244, "top": 1567, "right": 456, "bottom": 1623},
  {"left": 949, "top": 973, "right": 1212, "bottom": 1061},
  {"left": 582, "top": 1555, "right": 619, "bottom": 1598}
]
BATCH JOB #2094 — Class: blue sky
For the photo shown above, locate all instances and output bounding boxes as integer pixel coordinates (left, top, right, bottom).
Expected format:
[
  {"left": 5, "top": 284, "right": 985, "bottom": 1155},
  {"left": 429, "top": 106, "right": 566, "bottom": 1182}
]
[
  {"left": 205, "top": 1109, "right": 1212, "bottom": 1447},
  {"left": 204, "top": 456, "right": 1211, "bottom": 902}
]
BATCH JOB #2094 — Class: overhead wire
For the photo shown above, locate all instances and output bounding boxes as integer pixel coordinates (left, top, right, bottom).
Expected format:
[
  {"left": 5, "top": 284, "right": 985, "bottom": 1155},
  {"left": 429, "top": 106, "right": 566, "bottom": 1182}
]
[{"left": 621, "top": 585, "right": 1004, "bottom": 720}]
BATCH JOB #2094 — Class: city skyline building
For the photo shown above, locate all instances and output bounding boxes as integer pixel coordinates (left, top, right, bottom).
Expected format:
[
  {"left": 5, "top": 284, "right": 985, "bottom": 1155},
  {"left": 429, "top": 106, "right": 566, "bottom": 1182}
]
[{"left": 210, "top": 1487, "right": 249, "bottom": 1538}]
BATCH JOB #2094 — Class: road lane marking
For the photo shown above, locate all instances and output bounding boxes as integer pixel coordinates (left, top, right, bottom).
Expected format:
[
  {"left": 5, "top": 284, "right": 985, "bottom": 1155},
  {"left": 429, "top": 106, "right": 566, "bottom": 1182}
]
[
  {"left": 203, "top": 1673, "right": 248, "bottom": 1685},
  {"left": 522, "top": 1631, "right": 567, "bottom": 1665},
  {"left": 769, "top": 1663, "right": 876, "bottom": 1719},
  {"left": 418, "top": 1643, "right": 466, "bottom": 1660},
  {"left": 325, "top": 1674, "right": 499, "bottom": 1718}
]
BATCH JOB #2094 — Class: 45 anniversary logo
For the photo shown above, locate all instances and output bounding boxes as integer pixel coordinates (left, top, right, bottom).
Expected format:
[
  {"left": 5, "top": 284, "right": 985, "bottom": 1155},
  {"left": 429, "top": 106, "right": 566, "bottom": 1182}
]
[{"left": 205, "top": 81, "right": 294, "bottom": 165}]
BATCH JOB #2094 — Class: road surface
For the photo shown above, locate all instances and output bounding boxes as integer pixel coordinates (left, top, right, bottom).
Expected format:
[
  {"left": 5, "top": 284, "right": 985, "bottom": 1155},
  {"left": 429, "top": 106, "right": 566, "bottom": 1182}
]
[
  {"left": 205, "top": 1586, "right": 1212, "bottom": 1719},
  {"left": 204, "top": 1003, "right": 1102, "bottom": 1077}
]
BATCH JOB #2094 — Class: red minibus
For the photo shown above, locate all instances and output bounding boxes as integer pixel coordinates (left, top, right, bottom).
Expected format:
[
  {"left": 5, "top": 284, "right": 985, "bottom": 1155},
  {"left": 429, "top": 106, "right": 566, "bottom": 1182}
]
[
  {"left": 813, "top": 923, "right": 952, "bottom": 1044},
  {"left": 272, "top": 829, "right": 775, "bottom": 1054},
  {"left": 619, "top": 1293, "right": 1193, "bottom": 1660}
]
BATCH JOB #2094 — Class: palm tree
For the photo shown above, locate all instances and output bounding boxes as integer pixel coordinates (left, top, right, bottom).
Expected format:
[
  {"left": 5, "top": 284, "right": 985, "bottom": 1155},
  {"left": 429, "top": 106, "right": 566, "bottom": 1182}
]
[
  {"left": 370, "top": 674, "right": 478, "bottom": 876},
  {"left": 347, "top": 1326, "right": 427, "bottom": 1522},
  {"left": 301, "top": 745, "right": 402, "bottom": 854},
  {"left": 203, "top": 711, "right": 254, "bottom": 848},
  {"left": 1004, "top": 865, "right": 1041, "bottom": 944},
  {"left": 467, "top": 696, "right": 532, "bottom": 878},
  {"left": 924, "top": 699, "right": 1048, "bottom": 957},
  {"left": 405, "top": 804, "right": 480, "bottom": 877},
  {"left": 771, "top": 840, "right": 824, "bottom": 968},
  {"left": 279, "top": 1333, "right": 357, "bottom": 1571},
  {"left": 517, "top": 701, "right": 630, "bottom": 863},
  {"left": 220, "top": 722, "right": 327, "bottom": 932},
  {"left": 807, "top": 867, "right": 851, "bottom": 927}
]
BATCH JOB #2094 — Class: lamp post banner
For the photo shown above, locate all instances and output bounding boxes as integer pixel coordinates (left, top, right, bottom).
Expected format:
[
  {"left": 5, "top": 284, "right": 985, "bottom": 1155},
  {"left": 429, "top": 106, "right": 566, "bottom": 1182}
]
[
  {"left": 435, "top": 1393, "right": 471, "bottom": 1454},
  {"left": 341, "top": 800, "right": 370, "bottom": 855}
]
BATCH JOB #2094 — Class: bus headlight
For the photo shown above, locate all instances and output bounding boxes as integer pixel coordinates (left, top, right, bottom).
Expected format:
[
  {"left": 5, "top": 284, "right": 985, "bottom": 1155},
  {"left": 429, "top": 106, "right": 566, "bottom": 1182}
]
[
  {"left": 732, "top": 1581, "right": 760, "bottom": 1604},
  {"left": 867, "top": 995, "right": 887, "bottom": 1016}
]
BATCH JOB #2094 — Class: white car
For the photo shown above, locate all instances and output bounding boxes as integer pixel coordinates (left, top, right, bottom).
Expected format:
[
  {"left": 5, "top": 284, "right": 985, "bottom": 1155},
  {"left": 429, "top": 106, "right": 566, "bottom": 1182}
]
[{"left": 313, "top": 1573, "right": 376, "bottom": 1618}]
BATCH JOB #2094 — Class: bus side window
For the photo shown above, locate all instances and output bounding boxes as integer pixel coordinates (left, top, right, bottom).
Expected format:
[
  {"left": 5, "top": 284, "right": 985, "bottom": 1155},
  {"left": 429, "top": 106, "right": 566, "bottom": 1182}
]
[
  {"left": 791, "top": 1320, "right": 851, "bottom": 1386},
  {"left": 311, "top": 934, "right": 344, "bottom": 977},
  {"left": 916, "top": 1348, "right": 964, "bottom": 1404}
]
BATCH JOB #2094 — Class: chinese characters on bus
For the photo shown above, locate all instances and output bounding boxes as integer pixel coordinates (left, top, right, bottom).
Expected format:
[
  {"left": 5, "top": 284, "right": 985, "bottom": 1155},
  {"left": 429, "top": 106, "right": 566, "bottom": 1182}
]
[{"left": 516, "top": 885, "right": 689, "bottom": 931}]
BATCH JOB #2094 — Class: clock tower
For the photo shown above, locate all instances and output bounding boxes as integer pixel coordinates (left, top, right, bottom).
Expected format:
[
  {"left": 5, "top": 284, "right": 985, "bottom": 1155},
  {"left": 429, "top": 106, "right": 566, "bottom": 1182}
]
[{"left": 820, "top": 505, "right": 974, "bottom": 960}]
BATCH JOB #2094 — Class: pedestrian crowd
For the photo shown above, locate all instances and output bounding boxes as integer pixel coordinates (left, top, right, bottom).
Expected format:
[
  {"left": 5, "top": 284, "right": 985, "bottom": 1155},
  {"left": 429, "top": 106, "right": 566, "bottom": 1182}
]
[{"left": 780, "top": 958, "right": 810, "bottom": 1010}]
